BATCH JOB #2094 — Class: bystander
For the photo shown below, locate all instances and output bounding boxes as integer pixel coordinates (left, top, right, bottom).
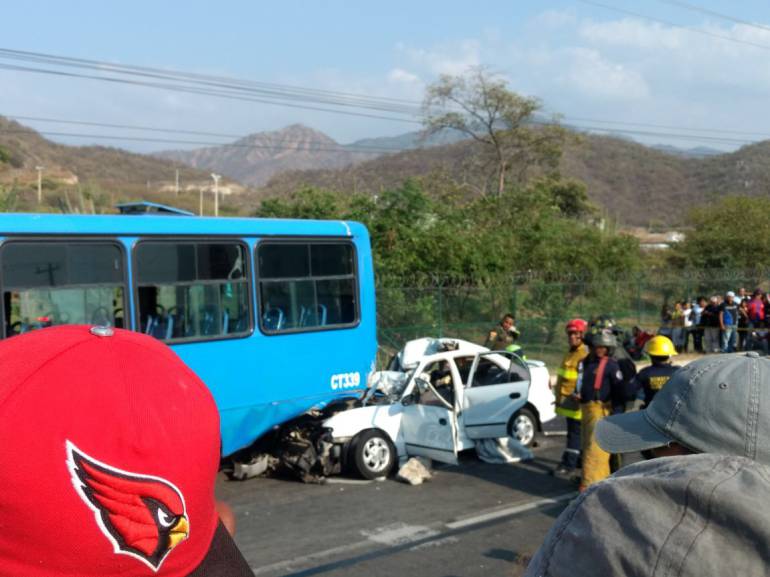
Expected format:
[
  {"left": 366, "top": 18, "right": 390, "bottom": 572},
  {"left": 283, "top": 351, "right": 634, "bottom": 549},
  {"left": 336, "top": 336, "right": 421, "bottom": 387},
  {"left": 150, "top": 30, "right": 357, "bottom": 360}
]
[
  {"left": 720, "top": 291, "right": 739, "bottom": 353},
  {"left": 0, "top": 326, "right": 256, "bottom": 577}
]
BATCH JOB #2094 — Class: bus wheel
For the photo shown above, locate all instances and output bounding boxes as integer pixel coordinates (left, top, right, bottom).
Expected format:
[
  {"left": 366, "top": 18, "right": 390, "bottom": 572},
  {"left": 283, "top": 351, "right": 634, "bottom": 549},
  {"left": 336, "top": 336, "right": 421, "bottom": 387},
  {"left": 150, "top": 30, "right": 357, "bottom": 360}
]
[{"left": 350, "top": 429, "right": 395, "bottom": 480}]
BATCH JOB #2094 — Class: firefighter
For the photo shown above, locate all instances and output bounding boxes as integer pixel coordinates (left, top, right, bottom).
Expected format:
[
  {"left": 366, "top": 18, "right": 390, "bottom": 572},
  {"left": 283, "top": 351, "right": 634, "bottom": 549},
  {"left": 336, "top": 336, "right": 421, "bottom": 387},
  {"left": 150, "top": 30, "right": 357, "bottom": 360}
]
[
  {"left": 633, "top": 335, "right": 680, "bottom": 408},
  {"left": 587, "top": 317, "right": 636, "bottom": 475},
  {"left": 577, "top": 331, "right": 626, "bottom": 491},
  {"left": 551, "top": 318, "right": 589, "bottom": 478}
]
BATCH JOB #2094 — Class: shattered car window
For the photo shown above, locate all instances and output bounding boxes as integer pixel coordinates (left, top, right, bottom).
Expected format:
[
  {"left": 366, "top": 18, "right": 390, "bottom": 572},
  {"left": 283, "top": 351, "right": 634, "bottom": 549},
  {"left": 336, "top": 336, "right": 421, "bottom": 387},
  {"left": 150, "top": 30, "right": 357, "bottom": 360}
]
[
  {"left": 363, "top": 370, "right": 410, "bottom": 404},
  {"left": 418, "top": 361, "right": 455, "bottom": 407}
]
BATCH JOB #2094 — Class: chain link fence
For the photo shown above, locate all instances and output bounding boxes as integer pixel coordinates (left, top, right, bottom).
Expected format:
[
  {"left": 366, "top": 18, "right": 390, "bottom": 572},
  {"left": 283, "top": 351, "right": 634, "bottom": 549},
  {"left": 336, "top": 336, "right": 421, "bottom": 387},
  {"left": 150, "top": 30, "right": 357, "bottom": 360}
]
[{"left": 376, "top": 270, "right": 769, "bottom": 368}]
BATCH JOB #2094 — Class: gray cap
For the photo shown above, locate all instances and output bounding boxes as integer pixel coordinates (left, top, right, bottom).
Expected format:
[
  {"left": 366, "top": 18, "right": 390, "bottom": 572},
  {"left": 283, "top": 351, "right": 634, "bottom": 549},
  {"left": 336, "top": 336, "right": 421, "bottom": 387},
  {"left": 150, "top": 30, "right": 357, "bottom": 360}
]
[
  {"left": 524, "top": 454, "right": 770, "bottom": 577},
  {"left": 595, "top": 352, "right": 770, "bottom": 463}
]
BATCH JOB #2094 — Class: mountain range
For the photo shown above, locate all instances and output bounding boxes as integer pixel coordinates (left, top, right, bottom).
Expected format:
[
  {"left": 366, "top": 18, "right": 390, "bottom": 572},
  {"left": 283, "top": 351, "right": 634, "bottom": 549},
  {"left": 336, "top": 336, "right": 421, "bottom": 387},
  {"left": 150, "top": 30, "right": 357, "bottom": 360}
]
[
  {"left": 155, "top": 125, "right": 467, "bottom": 186},
  {"left": 2, "top": 115, "right": 768, "bottom": 226},
  {"left": 257, "top": 128, "right": 770, "bottom": 227}
]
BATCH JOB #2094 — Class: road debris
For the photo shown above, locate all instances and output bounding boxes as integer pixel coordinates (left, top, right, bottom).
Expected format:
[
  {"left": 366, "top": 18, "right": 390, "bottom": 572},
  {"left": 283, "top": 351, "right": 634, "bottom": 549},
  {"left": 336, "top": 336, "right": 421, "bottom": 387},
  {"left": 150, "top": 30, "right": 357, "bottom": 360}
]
[
  {"left": 475, "top": 437, "right": 533, "bottom": 464},
  {"left": 396, "top": 456, "right": 433, "bottom": 485}
]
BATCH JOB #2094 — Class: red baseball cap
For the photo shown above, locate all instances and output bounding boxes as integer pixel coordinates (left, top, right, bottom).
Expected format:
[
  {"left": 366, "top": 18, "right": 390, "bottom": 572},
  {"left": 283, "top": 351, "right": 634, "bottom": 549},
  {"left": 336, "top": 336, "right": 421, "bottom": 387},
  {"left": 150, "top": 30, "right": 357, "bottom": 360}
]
[{"left": 0, "top": 325, "right": 255, "bottom": 577}]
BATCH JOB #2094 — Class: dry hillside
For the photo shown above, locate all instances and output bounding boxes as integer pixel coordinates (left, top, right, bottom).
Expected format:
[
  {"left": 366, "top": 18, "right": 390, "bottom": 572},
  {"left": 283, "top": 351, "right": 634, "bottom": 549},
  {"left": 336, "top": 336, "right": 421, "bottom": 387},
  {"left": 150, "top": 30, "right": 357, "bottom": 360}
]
[
  {"left": 259, "top": 133, "right": 770, "bottom": 226},
  {"left": 0, "top": 116, "right": 245, "bottom": 213}
]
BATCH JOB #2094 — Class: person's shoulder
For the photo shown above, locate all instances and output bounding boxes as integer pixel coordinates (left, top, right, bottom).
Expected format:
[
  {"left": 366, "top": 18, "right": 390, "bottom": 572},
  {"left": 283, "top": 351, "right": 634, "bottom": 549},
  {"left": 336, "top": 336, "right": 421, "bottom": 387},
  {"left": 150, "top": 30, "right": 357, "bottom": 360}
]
[
  {"left": 652, "top": 363, "right": 679, "bottom": 376},
  {"left": 637, "top": 364, "right": 654, "bottom": 376}
]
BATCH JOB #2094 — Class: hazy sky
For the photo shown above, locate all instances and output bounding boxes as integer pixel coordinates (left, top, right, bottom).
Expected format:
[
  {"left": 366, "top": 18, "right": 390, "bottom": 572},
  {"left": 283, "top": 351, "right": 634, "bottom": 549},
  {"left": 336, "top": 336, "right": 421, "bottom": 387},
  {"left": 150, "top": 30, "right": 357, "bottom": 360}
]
[{"left": 2, "top": 0, "right": 770, "bottom": 152}]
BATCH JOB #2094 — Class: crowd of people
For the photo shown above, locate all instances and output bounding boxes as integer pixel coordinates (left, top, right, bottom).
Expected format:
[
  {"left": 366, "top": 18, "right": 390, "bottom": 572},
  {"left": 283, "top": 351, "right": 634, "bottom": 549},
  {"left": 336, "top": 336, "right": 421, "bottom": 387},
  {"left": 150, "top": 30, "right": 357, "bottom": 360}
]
[
  {"left": 535, "top": 315, "right": 769, "bottom": 576},
  {"left": 659, "top": 288, "right": 768, "bottom": 354}
]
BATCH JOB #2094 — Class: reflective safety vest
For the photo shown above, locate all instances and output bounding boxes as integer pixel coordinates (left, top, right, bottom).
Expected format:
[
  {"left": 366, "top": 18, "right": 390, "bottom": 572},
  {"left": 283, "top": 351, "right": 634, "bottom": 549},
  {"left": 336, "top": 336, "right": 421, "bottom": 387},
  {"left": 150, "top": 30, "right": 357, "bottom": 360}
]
[
  {"left": 505, "top": 343, "right": 527, "bottom": 360},
  {"left": 555, "top": 343, "right": 589, "bottom": 420}
]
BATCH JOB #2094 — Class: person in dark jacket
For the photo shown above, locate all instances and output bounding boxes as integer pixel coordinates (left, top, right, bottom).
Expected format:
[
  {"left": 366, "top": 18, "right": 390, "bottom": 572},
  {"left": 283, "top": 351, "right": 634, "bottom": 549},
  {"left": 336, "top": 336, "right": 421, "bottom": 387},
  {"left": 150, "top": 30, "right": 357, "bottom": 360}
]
[
  {"left": 576, "top": 331, "right": 626, "bottom": 491},
  {"left": 701, "top": 296, "right": 721, "bottom": 353}
]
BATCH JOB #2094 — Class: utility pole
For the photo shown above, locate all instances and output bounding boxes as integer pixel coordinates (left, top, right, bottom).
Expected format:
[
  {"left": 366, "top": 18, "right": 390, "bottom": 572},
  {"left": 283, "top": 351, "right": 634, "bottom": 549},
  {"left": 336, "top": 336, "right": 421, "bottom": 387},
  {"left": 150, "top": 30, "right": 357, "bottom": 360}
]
[
  {"left": 211, "top": 173, "right": 221, "bottom": 217},
  {"left": 199, "top": 187, "right": 204, "bottom": 216},
  {"left": 35, "top": 166, "right": 44, "bottom": 204},
  {"left": 175, "top": 169, "right": 179, "bottom": 196}
]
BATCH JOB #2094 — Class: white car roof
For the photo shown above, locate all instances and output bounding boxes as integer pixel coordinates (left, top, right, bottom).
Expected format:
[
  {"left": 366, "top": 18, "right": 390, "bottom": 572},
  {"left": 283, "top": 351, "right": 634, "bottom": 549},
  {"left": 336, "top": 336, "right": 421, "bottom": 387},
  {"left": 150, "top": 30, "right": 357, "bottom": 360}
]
[
  {"left": 397, "top": 338, "right": 489, "bottom": 369},
  {"left": 396, "top": 337, "right": 545, "bottom": 369}
]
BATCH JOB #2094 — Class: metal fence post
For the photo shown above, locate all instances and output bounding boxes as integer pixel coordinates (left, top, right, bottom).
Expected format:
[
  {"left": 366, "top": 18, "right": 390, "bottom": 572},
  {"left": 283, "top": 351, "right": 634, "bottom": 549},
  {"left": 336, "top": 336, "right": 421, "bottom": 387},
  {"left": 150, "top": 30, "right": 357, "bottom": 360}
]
[{"left": 437, "top": 284, "right": 444, "bottom": 338}]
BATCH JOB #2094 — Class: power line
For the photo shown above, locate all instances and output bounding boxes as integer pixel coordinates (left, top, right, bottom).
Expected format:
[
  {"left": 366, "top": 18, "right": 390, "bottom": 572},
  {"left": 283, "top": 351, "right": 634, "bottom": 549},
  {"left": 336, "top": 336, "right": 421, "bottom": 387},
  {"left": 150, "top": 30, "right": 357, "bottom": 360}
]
[
  {"left": 656, "top": 0, "right": 770, "bottom": 34},
  {"left": 0, "top": 128, "right": 414, "bottom": 154},
  {"left": 2, "top": 46, "right": 763, "bottom": 149},
  {"left": 576, "top": 0, "right": 770, "bottom": 51},
  {"left": 0, "top": 48, "right": 424, "bottom": 111},
  {"left": 3, "top": 114, "right": 421, "bottom": 151},
  {"left": 0, "top": 62, "right": 423, "bottom": 125},
  {"left": 7, "top": 115, "right": 244, "bottom": 140},
  {"left": 7, "top": 111, "right": 768, "bottom": 147},
  {"left": 0, "top": 48, "right": 426, "bottom": 117},
  {"left": 0, "top": 120, "right": 756, "bottom": 150},
  {"left": 559, "top": 123, "right": 753, "bottom": 145},
  {"left": 561, "top": 116, "right": 770, "bottom": 139}
]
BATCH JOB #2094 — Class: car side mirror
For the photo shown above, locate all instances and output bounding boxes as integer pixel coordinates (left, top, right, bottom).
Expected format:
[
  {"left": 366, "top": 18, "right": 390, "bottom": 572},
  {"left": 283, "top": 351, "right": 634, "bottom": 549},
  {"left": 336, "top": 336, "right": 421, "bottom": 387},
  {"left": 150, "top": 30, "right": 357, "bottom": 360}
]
[{"left": 401, "top": 393, "right": 417, "bottom": 406}]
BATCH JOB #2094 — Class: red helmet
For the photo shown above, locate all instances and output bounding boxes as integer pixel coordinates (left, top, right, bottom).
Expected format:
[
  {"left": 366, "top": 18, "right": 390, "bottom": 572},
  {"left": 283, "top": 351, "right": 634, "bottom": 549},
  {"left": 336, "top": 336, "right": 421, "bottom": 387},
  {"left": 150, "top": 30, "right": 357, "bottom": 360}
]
[{"left": 566, "top": 318, "right": 588, "bottom": 333}]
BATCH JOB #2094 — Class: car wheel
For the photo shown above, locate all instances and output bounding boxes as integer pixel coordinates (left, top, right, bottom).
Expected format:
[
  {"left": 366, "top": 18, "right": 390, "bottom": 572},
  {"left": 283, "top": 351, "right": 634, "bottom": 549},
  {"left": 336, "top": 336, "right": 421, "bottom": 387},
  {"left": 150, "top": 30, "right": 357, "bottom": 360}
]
[
  {"left": 509, "top": 408, "right": 537, "bottom": 448},
  {"left": 350, "top": 429, "right": 396, "bottom": 480}
]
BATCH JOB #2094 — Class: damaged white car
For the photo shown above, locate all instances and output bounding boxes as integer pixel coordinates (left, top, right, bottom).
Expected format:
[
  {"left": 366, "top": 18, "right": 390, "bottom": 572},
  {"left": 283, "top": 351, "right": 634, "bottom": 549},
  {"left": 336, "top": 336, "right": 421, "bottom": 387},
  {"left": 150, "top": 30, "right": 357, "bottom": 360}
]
[{"left": 322, "top": 338, "right": 556, "bottom": 479}]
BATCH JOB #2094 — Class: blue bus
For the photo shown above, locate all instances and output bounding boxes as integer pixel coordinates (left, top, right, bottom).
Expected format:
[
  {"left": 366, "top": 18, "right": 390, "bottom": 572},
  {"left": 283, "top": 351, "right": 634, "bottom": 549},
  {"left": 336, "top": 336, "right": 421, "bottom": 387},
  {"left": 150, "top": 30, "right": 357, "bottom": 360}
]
[{"left": 0, "top": 212, "right": 377, "bottom": 457}]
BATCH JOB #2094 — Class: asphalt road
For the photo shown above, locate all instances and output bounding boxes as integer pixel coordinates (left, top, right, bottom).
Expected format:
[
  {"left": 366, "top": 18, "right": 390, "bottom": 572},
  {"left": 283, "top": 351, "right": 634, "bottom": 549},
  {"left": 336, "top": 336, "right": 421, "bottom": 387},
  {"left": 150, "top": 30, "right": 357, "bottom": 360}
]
[{"left": 216, "top": 431, "right": 581, "bottom": 577}]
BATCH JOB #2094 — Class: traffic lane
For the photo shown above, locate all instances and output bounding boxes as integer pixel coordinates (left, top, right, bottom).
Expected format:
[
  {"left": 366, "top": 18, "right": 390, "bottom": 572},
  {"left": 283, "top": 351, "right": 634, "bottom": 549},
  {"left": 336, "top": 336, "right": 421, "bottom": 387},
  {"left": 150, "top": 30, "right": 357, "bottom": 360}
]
[
  {"left": 217, "top": 435, "right": 573, "bottom": 574},
  {"left": 278, "top": 503, "right": 568, "bottom": 577}
]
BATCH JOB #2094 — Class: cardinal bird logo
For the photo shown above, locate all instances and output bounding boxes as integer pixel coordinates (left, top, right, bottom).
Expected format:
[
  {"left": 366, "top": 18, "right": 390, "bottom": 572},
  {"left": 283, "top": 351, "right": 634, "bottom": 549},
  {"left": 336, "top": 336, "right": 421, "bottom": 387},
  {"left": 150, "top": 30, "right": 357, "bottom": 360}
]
[{"left": 66, "top": 440, "right": 190, "bottom": 572}]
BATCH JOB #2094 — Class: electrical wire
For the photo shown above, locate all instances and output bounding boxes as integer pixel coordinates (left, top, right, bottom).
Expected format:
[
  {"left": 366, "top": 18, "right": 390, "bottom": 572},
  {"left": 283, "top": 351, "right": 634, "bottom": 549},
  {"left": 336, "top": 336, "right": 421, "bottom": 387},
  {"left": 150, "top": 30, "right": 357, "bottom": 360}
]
[
  {"left": 0, "top": 62, "right": 423, "bottom": 125},
  {"left": 0, "top": 121, "right": 755, "bottom": 150},
  {"left": 7, "top": 112, "right": 768, "bottom": 144},
  {"left": 2, "top": 115, "right": 417, "bottom": 151},
  {"left": 656, "top": 0, "right": 770, "bottom": 34},
  {"left": 560, "top": 116, "right": 770, "bottom": 138},
  {"left": 0, "top": 128, "right": 415, "bottom": 154},
  {"left": 576, "top": 0, "right": 770, "bottom": 51},
  {"left": 1, "top": 47, "right": 764, "bottom": 148},
  {"left": 0, "top": 48, "right": 425, "bottom": 116}
]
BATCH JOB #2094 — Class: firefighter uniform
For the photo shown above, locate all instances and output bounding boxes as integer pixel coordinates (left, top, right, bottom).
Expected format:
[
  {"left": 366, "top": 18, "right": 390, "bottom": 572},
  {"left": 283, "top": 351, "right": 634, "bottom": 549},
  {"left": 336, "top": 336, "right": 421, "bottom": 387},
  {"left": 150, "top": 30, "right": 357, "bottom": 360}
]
[
  {"left": 634, "top": 363, "right": 680, "bottom": 407},
  {"left": 632, "top": 336, "right": 679, "bottom": 408},
  {"left": 577, "top": 354, "right": 626, "bottom": 489},
  {"left": 505, "top": 343, "right": 527, "bottom": 360},
  {"left": 555, "top": 343, "right": 589, "bottom": 470}
]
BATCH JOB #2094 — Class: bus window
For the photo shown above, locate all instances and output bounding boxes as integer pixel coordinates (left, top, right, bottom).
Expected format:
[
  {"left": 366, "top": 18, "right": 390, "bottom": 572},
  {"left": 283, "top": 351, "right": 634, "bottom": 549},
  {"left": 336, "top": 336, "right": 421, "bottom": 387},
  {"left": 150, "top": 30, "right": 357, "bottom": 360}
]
[
  {"left": 1, "top": 242, "right": 126, "bottom": 337},
  {"left": 257, "top": 242, "right": 358, "bottom": 333},
  {"left": 135, "top": 242, "right": 251, "bottom": 342}
]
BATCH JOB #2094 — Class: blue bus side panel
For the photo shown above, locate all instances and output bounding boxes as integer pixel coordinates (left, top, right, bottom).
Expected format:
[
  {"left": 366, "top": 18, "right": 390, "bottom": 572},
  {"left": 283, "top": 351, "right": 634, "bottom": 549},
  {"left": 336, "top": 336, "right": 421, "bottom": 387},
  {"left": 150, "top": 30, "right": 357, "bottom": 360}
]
[
  {"left": 172, "top": 226, "right": 377, "bottom": 456},
  {"left": 0, "top": 217, "right": 377, "bottom": 457}
]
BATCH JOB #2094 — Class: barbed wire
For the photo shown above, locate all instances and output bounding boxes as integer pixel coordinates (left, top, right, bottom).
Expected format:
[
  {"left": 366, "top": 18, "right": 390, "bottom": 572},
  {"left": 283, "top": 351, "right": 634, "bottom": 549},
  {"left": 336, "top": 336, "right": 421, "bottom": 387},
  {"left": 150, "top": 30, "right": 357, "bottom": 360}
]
[{"left": 375, "top": 268, "right": 770, "bottom": 288}]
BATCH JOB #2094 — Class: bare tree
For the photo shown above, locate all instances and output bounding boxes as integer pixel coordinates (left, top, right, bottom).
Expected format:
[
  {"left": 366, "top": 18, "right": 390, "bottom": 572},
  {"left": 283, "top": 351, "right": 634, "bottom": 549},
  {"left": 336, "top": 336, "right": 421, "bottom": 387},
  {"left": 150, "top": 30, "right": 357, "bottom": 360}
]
[{"left": 423, "top": 67, "right": 566, "bottom": 196}]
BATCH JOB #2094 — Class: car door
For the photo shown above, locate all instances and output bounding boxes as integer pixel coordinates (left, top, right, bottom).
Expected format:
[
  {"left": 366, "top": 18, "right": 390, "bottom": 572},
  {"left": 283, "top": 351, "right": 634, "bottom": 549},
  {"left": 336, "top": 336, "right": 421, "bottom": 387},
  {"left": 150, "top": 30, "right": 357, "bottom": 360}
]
[
  {"left": 461, "top": 351, "right": 530, "bottom": 439},
  {"left": 400, "top": 369, "right": 458, "bottom": 465}
]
